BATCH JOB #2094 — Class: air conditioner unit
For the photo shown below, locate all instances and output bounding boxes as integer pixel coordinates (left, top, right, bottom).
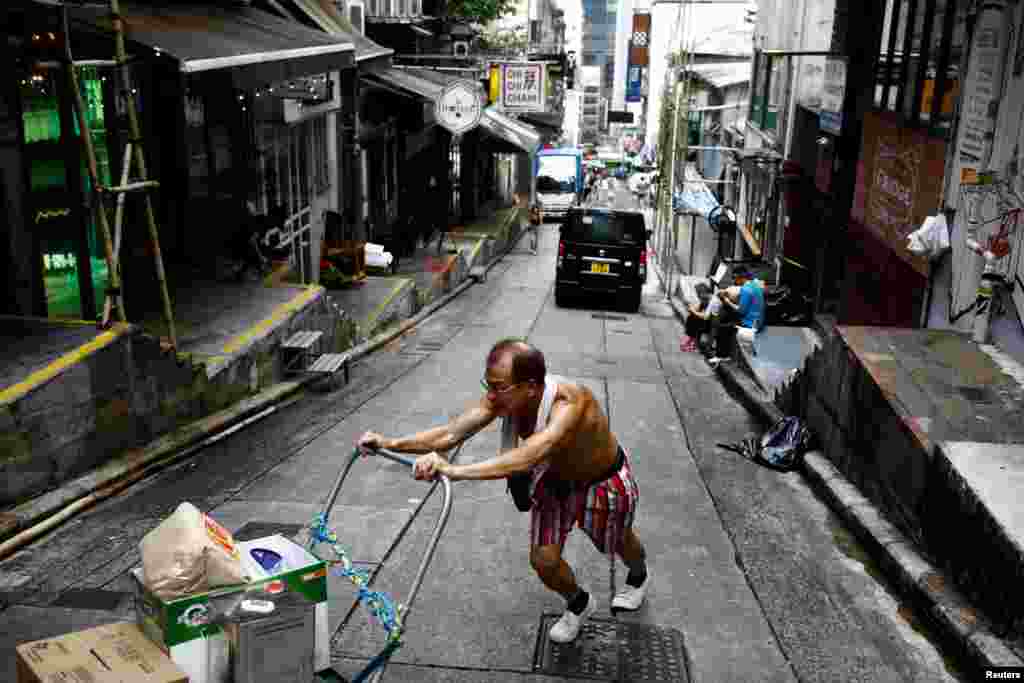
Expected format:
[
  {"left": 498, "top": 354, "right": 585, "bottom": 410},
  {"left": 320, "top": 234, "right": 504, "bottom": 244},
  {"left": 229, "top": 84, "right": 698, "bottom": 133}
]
[
  {"left": 349, "top": 0, "right": 365, "bottom": 34},
  {"left": 453, "top": 41, "right": 469, "bottom": 57}
]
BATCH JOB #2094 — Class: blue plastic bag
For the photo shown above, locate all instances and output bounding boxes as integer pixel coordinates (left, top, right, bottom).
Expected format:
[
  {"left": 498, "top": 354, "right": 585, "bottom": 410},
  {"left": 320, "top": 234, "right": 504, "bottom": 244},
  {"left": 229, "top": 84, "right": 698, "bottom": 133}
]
[{"left": 758, "top": 417, "right": 812, "bottom": 471}]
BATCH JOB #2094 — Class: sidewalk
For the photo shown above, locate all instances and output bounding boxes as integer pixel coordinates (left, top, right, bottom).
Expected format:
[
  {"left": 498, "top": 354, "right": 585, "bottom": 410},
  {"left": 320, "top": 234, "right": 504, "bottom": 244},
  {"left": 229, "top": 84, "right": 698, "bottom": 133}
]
[
  {"left": 326, "top": 205, "right": 524, "bottom": 344},
  {"left": 648, "top": 246, "right": 1024, "bottom": 673}
]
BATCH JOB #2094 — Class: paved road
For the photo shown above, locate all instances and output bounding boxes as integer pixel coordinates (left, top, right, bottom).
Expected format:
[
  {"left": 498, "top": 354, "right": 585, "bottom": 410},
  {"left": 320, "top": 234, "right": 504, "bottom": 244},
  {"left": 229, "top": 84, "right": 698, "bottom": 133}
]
[{"left": 0, "top": 194, "right": 965, "bottom": 681}]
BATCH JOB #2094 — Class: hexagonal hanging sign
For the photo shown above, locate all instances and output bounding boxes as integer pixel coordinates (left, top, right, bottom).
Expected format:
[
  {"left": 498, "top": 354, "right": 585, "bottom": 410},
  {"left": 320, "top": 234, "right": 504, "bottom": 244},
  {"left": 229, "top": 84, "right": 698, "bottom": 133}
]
[{"left": 435, "top": 80, "right": 484, "bottom": 136}]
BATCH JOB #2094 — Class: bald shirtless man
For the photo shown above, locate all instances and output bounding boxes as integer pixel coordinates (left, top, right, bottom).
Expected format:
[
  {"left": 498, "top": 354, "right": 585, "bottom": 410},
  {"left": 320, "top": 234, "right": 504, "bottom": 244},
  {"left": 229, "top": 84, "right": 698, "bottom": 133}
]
[{"left": 358, "top": 339, "right": 650, "bottom": 643}]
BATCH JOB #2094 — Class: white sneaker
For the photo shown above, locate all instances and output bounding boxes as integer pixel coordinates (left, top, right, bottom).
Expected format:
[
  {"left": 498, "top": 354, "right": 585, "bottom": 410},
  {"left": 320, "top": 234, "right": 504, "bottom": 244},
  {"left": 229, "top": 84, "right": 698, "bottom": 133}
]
[
  {"left": 549, "top": 591, "right": 595, "bottom": 644},
  {"left": 611, "top": 571, "right": 650, "bottom": 611}
]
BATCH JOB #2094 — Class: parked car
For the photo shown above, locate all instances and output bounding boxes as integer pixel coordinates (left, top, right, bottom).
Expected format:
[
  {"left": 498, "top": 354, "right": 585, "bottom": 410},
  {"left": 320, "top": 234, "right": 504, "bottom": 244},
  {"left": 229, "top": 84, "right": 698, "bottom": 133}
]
[{"left": 555, "top": 207, "right": 651, "bottom": 312}]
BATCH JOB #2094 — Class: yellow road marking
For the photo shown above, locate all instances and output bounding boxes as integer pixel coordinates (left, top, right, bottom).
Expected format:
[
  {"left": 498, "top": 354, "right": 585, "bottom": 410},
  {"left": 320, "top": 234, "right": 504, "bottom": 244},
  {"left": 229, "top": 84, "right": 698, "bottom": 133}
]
[
  {"left": 364, "top": 279, "right": 414, "bottom": 331},
  {"left": 0, "top": 323, "right": 132, "bottom": 406},
  {"left": 220, "top": 286, "right": 324, "bottom": 355}
]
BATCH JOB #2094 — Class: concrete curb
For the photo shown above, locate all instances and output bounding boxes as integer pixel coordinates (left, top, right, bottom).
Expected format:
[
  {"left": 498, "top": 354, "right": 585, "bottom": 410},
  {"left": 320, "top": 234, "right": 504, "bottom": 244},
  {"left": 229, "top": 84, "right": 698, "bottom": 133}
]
[
  {"left": 651, "top": 259, "right": 1024, "bottom": 672},
  {"left": 0, "top": 381, "right": 303, "bottom": 545},
  {"left": 0, "top": 208, "right": 527, "bottom": 547},
  {"left": 802, "top": 451, "right": 1024, "bottom": 672}
]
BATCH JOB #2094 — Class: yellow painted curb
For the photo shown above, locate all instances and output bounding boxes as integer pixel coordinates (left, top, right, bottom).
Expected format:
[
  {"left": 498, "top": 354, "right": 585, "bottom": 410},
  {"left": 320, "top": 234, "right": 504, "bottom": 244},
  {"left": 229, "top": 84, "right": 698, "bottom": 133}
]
[
  {"left": 363, "top": 278, "right": 414, "bottom": 332},
  {"left": 220, "top": 285, "right": 324, "bottom": 356},
  {"left": 0, "top": 322, "right": 132, "bottom": 407},
  {"left": 469, "top": 238, "right": 486, "bottom": 264}
]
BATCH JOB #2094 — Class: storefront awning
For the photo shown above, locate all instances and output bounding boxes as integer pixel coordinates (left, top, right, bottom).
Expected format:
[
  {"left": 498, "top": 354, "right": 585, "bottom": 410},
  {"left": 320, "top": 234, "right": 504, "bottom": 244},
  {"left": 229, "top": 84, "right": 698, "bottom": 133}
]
[
  {"left": 69, "top": 3, "right": 355, "bottom": 88},
  {"left": 364, "top": 67, "right": 445, "bottom": 100},
  {"left": 274, "top": 0, "right": 393, "bottom": 72},
  {"left": 479, "top": 108, "right": 542, "bottom": 154},
  {"left": 516, "top": 111, "right": 563, "bottom": 134}
]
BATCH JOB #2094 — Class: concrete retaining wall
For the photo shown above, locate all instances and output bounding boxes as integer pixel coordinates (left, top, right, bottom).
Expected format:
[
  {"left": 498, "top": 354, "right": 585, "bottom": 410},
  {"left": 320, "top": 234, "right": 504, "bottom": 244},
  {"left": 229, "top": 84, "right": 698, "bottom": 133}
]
[
  {"left": 1, "top": 292, "right": 347, "bottom": 507},
  {"left": 921, "top": 443, "right": 1024, "bottom": 642},
  {"left": 778, "top": 328, "right": 1024, "bottom": 642},
  {"left": 782, "top": 329, "right": 934, "bottom": 546}
]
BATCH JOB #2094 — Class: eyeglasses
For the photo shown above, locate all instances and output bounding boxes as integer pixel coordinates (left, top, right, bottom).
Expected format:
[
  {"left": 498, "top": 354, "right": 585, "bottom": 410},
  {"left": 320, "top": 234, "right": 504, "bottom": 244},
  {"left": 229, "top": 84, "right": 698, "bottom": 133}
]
[{"left": 480, "top": 378, "right": 523, "bottom": 394}]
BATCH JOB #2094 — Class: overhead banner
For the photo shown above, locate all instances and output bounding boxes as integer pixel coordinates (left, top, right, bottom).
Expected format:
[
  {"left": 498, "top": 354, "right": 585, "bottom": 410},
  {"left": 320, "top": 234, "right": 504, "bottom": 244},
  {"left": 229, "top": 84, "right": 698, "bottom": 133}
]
[
  {"left": 818, "top": 57, "right": 846, "bottom": 135},
  {"left": 626, "top": 11, "right": 650, "bottom": 104},
  {"left": 500, "top": 62, "right": 547, "bottom": 113},
  {"left": 626, "top": 65, "right": 643, "bottom": 103},
  {"left": 629, "top": 12, "right": 650, "bottom": 67}
]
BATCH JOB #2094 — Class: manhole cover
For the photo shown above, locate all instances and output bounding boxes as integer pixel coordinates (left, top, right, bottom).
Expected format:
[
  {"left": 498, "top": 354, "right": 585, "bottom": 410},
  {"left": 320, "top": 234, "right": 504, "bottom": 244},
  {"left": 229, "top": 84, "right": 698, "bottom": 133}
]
[
  {"left": 592, "top": 314, "right": 629, "bottom": 321},
  {"left": 533, "top": 614, "right": 689, "bottom": 682},
  {"left": 50, "top": 589, "right": 132, "bottom": 611},
  {"left": 232, "top": 521, "right": 305, "bottom": 542},
  {"left": 958, "top": 386, "right": 995, "bottom": 403}
]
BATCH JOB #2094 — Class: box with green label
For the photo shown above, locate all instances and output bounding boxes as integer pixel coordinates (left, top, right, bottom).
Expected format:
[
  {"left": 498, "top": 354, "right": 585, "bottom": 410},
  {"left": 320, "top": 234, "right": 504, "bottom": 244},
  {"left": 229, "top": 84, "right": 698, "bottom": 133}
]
[{"left": 132, "top": 535, "right": 329, "bottom": 683}]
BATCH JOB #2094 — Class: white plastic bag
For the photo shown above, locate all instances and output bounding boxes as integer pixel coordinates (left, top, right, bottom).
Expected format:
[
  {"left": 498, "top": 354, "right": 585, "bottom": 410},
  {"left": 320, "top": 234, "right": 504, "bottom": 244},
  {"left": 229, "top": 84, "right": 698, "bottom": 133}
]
[
  {"left": 907, "top": 214, "right": 950, "bottom": 258},
  {"left": 140, "top": 502, "right": 250, "bottom": 600}
]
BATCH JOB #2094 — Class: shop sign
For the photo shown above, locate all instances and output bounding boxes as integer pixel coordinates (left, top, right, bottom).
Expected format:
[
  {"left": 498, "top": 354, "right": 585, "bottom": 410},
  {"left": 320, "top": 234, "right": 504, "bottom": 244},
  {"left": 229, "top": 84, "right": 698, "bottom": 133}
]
[
  {"left": 500, "top": 63, "right": 546, "bottom": 113},
  {"left": 626, "top": 66, "right": 643, "bottom": 103},
  {"left": 435, "top": 80, "right": 483, "bottom": 135},
  {"left": 955, "top": 3, "right": 1009, "bottom": 163},
  {"left": 819, "top": 58, "right": 846, "bottom": 135},
  {"left": 35, "top": 207, "right": 71, "bottom": 224},
  {"left": 283, "top": 72, "right": 341, "bottom": 124},
  {"left": 857, "top": 112, "right": 947, "bottom": 276},
  {"left": 43, "top": 252, "right": 78, "bottom": 273}
]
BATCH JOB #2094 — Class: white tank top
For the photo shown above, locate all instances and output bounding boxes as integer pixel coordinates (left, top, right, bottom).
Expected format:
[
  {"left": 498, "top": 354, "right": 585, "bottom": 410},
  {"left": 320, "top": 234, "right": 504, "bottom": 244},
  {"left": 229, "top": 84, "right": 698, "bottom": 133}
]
[{"left": 500, "top": 375, "right": 561, "bottom": 493}]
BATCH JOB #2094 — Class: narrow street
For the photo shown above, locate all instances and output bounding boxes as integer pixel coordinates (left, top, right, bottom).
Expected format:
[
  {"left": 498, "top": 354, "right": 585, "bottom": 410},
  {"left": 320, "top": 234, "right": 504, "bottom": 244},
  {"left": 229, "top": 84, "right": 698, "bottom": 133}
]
[{"left": 0, "top": 182, "right": 965, "bottom": 682}]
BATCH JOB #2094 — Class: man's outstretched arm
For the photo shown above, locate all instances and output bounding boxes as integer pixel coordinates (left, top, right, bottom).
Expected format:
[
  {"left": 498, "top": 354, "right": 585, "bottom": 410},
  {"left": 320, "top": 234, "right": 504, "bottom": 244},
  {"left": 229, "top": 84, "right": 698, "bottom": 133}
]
[
  {"left": 361, "top": 400, "right": 496, "bottom": 456},
  {"left": 438, "top": 400, "right": 580, "bottom": 481}
]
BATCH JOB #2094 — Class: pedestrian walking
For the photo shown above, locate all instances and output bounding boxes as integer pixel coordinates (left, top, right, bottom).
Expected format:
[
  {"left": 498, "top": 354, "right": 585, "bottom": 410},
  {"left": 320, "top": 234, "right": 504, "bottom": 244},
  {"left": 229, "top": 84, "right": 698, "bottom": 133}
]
[
  {"left": 358, "top": 339, "right": 651, "bottom": 644},
  {"left": 528, "top": 204, "right": 542, "bottom": 254}
]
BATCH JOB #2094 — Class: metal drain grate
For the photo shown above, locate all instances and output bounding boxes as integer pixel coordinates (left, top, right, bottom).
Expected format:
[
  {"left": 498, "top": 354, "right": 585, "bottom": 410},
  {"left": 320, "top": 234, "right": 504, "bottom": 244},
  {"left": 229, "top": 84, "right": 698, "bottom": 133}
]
[
  {"left": 592, "top": 314, "right": 629, "bottom": 321},
  {"left": 533, "top": 615, "right": 689, "bottom": 682},
  {"left": 232, "top": 521, "right": 305, "bottom": 542}
]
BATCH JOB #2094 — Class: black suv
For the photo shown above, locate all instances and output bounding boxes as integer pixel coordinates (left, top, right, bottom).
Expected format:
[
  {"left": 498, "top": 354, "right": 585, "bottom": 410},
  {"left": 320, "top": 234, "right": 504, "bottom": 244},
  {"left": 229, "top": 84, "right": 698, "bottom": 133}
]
[{"left": 555, "top": 208, "right": 651, "bottom": 312}]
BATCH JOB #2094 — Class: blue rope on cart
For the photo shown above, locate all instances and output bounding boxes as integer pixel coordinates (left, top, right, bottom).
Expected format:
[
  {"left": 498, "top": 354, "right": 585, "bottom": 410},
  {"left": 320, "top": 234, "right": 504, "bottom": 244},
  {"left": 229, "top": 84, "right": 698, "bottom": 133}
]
[{"left": 309, "top": 513, "right": 405, "bottom": 647}]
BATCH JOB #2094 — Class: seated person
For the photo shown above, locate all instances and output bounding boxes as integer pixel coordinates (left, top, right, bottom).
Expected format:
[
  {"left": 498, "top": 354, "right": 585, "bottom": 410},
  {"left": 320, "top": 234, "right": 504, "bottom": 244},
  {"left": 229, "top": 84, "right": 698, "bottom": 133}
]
[
  {"left": 220, "top": 198, "right": 268, "bottom": 281},
  {"left": 681, "top": 283, "right": 716, "bottom": 352},
  {"left": 711, "top": 266, "right": 765, "bottom": 364}
]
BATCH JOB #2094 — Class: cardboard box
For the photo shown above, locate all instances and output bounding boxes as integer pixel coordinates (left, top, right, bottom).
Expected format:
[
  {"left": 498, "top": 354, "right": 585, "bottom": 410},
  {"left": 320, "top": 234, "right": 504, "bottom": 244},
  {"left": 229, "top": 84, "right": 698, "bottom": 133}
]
[
  {"left": 132, "top": 534, "right": 329, "bottom": 683},
  {"left": 16, "top": 622, "right": 187, "bottom": 683}
]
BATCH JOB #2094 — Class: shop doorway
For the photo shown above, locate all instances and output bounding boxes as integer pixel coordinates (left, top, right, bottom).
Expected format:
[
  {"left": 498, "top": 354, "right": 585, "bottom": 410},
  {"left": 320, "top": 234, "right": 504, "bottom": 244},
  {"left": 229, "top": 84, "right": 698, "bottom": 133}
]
[
  {"left": 256, "top": 117, "right": 326, "bottom": 284},
  {"left": 22, "top": 63, "right": 112, "bottom": 319}
]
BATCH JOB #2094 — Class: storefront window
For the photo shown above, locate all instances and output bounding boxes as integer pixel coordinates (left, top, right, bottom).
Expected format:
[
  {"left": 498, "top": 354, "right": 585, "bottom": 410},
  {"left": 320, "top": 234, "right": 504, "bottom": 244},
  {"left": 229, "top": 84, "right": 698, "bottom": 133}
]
[
  {"left": 749, "top": 51, "right": 779, "bottom": 132},
  {"left": 20, "top": 65, "right": 97, "bottom": 319},
  {"left": 78, "top": 66, "right": 112, "bottom": 320},
  {"left": 185, "top": 94, "right": 209, "bottom": 198},
  {"left": 874, "top": 0, "right": 967, "bottom": 133},
  {"left": 23, "top": 63, "right": 114, "bottom": 320}
]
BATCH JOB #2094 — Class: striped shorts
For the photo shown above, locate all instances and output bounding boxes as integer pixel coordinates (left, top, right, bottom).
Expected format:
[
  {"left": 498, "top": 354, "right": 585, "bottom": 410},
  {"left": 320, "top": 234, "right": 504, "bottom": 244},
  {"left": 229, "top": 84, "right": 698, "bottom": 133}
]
[{"left": 529, "top": 446, "right": 639, "bottom": 556}]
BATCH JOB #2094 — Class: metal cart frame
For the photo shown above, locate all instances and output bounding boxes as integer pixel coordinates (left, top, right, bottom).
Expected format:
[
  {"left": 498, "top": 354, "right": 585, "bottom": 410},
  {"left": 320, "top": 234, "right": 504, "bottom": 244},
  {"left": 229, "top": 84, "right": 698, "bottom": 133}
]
[{"left": 314, "top": 446, "right": 454, "bottom": 683}]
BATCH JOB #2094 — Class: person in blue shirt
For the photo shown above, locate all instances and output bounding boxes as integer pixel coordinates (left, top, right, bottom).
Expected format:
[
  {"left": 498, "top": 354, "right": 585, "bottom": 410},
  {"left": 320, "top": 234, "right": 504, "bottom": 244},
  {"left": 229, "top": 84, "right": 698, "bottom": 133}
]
[
  {"left": 710, "top": 266, "right": 765, "bottom": 365},
  {"left": 732, "top": 266, "right": 766, "bottom": 330}
]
